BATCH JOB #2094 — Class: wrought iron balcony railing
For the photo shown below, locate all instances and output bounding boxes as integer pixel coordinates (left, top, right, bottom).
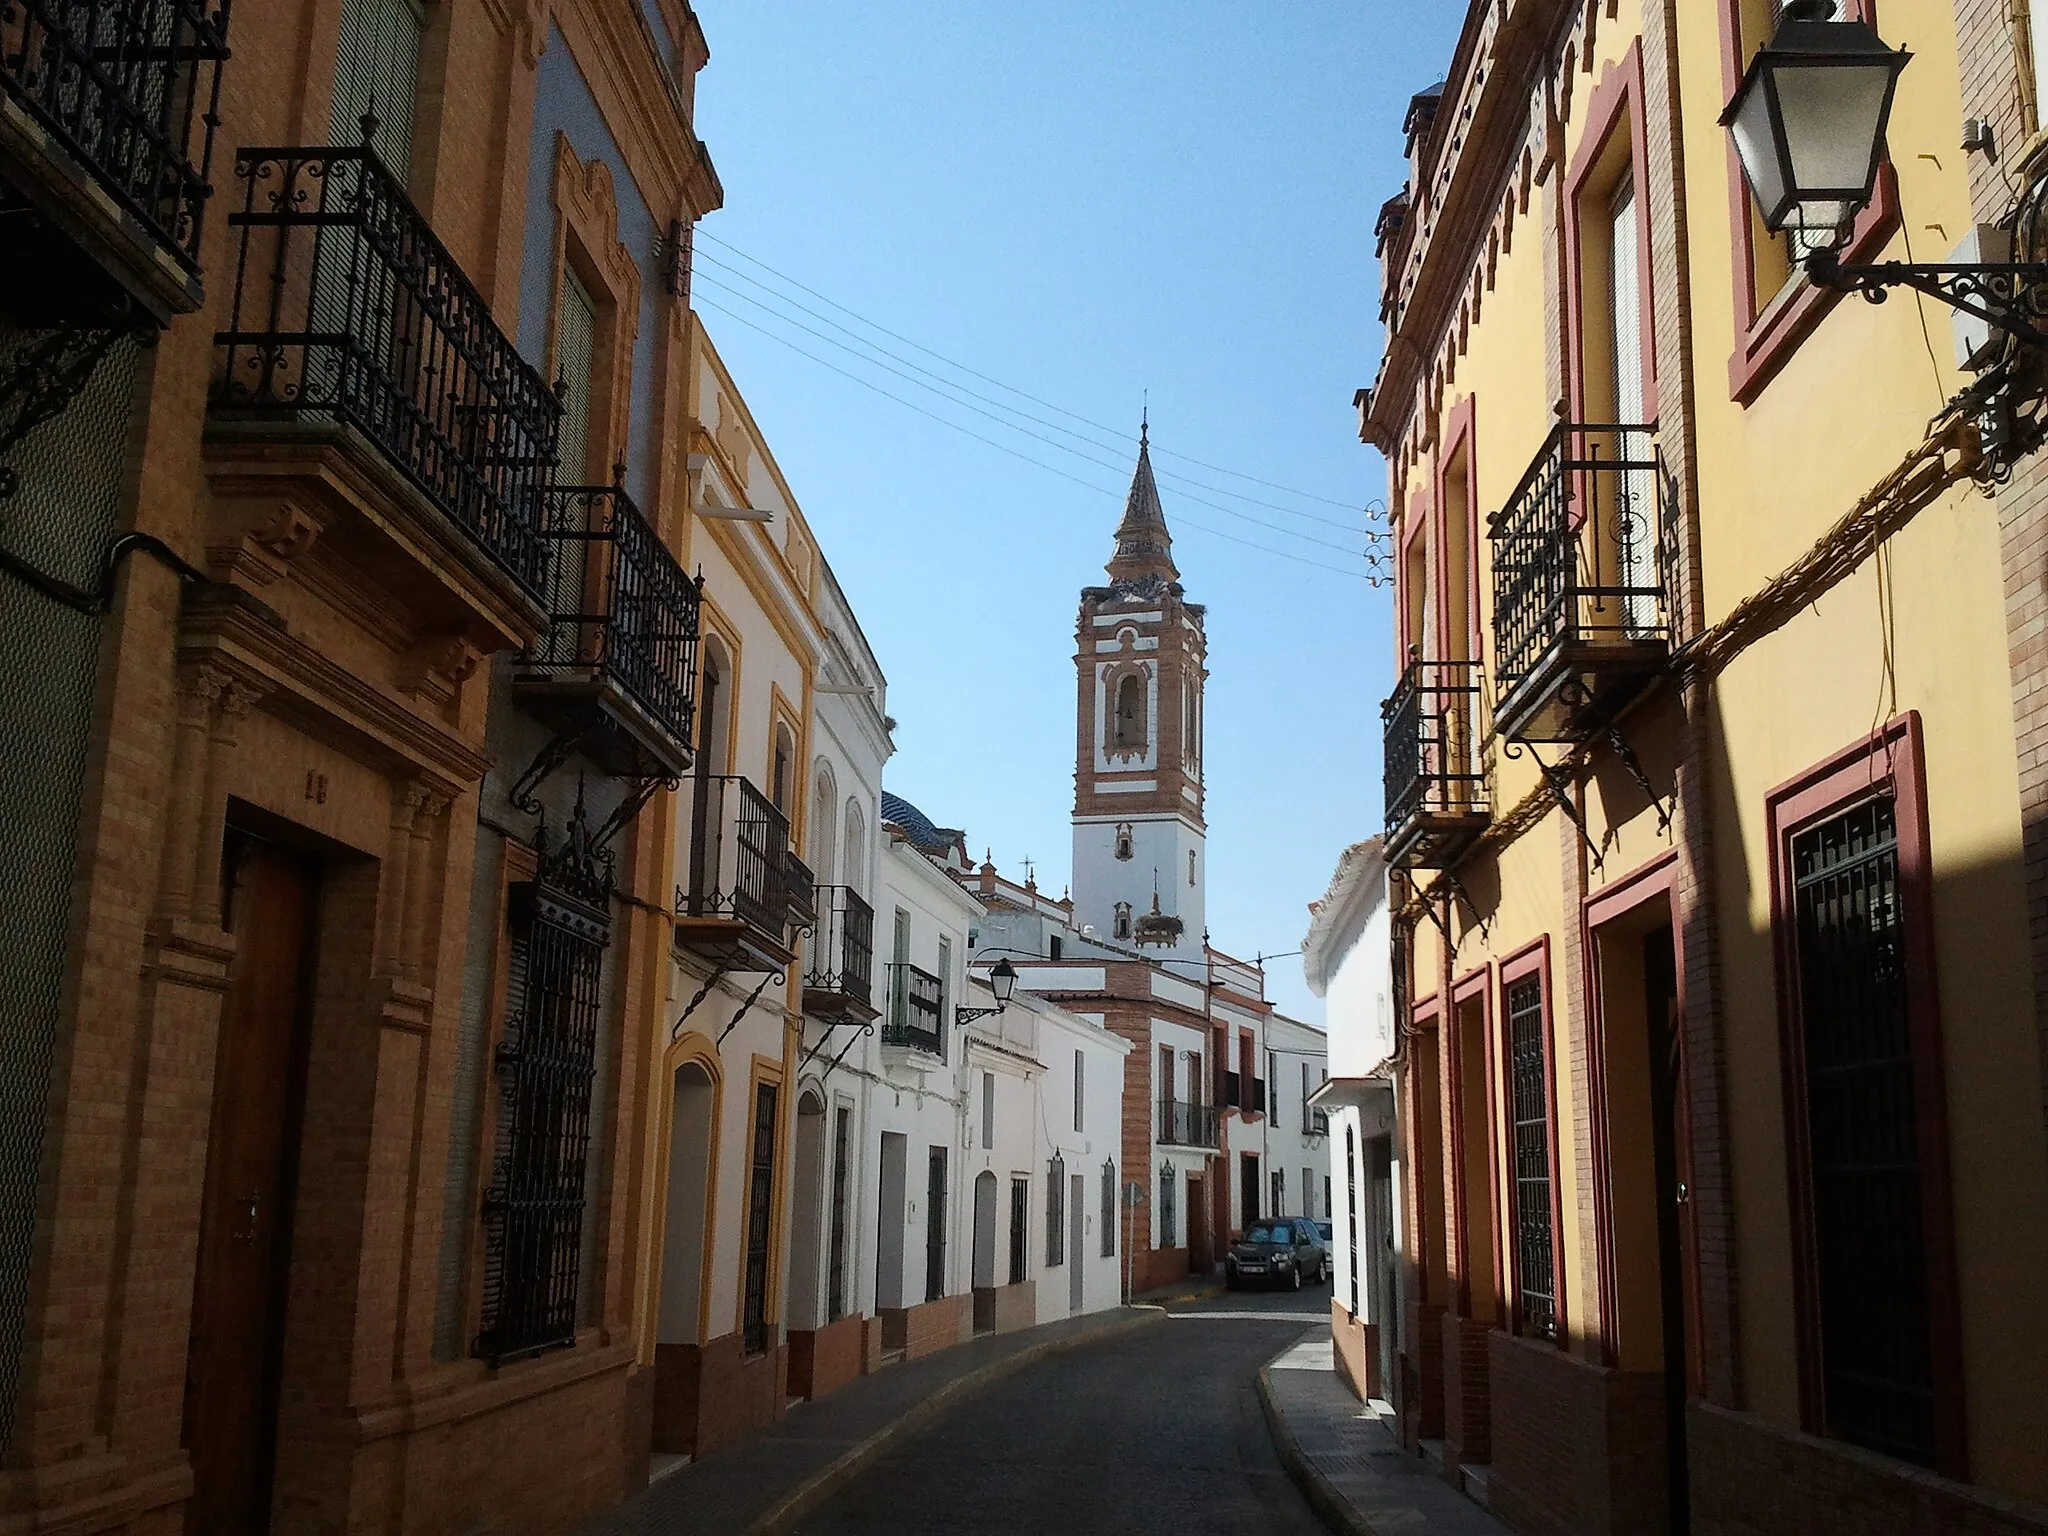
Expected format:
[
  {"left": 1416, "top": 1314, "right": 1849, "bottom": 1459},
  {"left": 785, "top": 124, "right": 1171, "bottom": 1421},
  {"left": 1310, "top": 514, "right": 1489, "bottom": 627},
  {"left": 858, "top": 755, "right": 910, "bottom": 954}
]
[
  {"left": 804, "top": 885, "right": 874, "bottom": 1017},
  {"left": 212, "top": 144, "right": 558, "bottom": 599},
  {"left": 1489, "top": 422, "right": 1674, "bottom": 740},
  {"left": 0, "top": 0, "right": 230, "bottom": 285},
  {"left": 678, "top": 774, "right": 789, "bottom": 940},
  {"left": 781, "top": 848, "right": 817, "bottom": 931},
  {"left": 1158, "top": 1098, "right": 1219, "bottom": 1147},
  {"left": 1383, "top": 658, "right": 1489, "bottom": 869},
  {"left": 882, "top": 962, "right": 944, "bottom": 1056},
  {"left": 521, "top": 482, "right": 699, "bottom": 770}
]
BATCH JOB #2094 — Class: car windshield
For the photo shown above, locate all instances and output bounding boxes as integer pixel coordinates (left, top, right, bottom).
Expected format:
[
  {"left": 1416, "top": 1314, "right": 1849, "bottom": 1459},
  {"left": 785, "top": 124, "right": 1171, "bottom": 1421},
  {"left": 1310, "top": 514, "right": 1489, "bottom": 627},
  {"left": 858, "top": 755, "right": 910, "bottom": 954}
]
[{"left": 1245, "top": 1223, "right": 1290, "bottom": 1244}]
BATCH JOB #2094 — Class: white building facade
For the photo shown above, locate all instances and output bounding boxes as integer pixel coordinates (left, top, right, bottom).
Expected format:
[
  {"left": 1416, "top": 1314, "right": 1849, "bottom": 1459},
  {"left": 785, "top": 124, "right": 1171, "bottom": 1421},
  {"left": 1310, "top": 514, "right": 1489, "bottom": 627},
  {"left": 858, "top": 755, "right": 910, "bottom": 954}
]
[{"left": 1303, "top": 837, "right": 1398, "bottom": 1403}]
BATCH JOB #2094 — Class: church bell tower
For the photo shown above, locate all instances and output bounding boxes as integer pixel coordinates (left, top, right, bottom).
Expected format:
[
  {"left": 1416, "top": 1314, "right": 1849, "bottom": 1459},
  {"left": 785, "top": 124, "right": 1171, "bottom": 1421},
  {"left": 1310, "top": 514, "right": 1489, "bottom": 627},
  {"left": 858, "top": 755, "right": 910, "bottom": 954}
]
[{"left": 1071, "top": 424, "right": 1207, "bottom": 963}]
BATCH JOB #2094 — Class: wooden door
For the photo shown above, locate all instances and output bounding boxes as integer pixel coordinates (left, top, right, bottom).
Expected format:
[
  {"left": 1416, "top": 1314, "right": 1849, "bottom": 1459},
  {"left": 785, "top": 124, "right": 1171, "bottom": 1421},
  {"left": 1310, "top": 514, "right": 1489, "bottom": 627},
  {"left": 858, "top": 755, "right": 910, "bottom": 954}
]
[{"left": 183, "top": 838, "right": 320, "bottom": 1536}]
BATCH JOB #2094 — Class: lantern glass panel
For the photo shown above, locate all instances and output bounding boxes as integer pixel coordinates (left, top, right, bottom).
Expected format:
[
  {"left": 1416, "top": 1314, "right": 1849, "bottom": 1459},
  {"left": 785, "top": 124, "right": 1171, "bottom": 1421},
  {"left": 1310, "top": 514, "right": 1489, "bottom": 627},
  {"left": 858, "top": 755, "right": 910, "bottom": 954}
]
[
  {"left": 1728, "top": 73, "right": 1791, "bottom": 227},
  {"left": 1775, "top": 61, "right": 1894, "bottom": 216}
]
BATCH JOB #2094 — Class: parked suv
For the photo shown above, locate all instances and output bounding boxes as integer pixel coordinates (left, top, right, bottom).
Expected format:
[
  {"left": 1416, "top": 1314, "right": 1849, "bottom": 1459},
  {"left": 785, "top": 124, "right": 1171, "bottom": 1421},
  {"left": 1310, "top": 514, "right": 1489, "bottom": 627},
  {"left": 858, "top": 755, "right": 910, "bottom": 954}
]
[{"left": 1224, "top": 1217, "right": 1328, "bottom": 1290}]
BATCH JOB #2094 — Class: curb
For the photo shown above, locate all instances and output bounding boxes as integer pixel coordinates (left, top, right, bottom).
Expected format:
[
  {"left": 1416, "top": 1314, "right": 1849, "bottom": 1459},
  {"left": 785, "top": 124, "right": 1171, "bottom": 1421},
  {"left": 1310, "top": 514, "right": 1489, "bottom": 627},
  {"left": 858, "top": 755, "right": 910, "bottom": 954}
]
[
  {"left": 1256, "top": 1363, "right": 1378, "bottom": 1536},
  {"left": 746, "top": 1307, "right": 1165, "bottom": 1533}
]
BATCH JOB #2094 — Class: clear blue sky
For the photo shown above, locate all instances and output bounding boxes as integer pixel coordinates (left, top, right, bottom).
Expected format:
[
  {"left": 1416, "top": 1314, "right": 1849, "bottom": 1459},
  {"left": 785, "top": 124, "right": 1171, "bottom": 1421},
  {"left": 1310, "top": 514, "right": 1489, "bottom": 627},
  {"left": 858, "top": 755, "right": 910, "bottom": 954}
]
[{"left": 690, "top": 3, "right": 1459, "bottom": 1021}]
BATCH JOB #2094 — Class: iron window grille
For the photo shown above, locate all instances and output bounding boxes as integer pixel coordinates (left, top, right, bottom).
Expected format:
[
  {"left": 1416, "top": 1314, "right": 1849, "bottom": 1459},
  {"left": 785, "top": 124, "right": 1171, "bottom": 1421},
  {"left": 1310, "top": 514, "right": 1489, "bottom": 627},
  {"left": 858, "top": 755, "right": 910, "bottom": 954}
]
[
  {"left": 1159, "top": 1165, "right": 1177, "bottom": 1248},
  {"left": 1382, "top": 657, "right": 1487, "bottom": 838},
  {"left": 678, "top": 774, "right": 789, "bottom": 935},
  {"left": 827, "top": 1105, "right": 850, "bottom": 1321},
  {"left": 1045, "top": 1154, "right": 1066, "bottom": 1267},
  {"left": 742, "top": 1082, "right": 777, "bottom": 1355},
  {"left": 1790, "top": 795, "right": 1939, "bottom": 1466},
  {"left": 1489, "top": 420, "right": 1675, "bottom": 705},
  {"left": 212, "top": 143, "right": 560, "bottom": 599},
  {"left": 1100, "top": 1161, "right": 1116, "bottom": 1257},
  {"left": 924, "top": 1147, "right": 946, "bottom": 1303},
  {"left": 882, "top": 962, "right": 944, "bottom": 1055},
  {"left": 1346, "top": 1128, "right": 1360, "bottom": 1316},
  {"left": 1008, "top": 1177, "right": 1028, "bottom": 1286},
  {"left": 806, "top": 885, "right": 874, "bottom": 1009},
  {"left": 475, "top": 870, "right": 609, "bottom": 1365},
  {"left": 524, "top": 482, "right": 701, "bottom": 757},
  {"left": 1507, "top": 974, "right": 1557, "bottom": 1339},
  {"left": 0, "top": 0, "right": 231, "bottom": 276},
  {"left": 1157, "top": 1097, "right": 1219, "bottom": 1147}
]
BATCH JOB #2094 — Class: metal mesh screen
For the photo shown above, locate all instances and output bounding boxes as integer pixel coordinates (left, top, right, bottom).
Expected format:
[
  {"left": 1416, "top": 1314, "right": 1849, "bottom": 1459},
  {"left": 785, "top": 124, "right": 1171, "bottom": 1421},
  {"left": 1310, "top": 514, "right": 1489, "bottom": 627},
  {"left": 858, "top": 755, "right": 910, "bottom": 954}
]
[
  {"left": 1507, "top": 975, "right": 1557, "bottom": 1339},
  {"left": 0, "top": 328, "right": 137, "bottom": 1450},
  {"left": 827, "top": 1105, "right": 850, "bottom": 1321},
  {"left": 1791, "top": 795, "right": 1937, "bottom": 1465},
  {"left": 474, "top": 875, "right": 607, "bottom": 1364}
]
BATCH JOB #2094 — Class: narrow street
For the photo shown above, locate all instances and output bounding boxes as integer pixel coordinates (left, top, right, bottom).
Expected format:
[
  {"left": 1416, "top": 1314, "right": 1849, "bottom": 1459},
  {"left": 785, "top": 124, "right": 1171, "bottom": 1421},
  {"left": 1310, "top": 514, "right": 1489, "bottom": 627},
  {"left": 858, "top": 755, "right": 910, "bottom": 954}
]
[{"left": 790, "top": 1288, "right": 1330, "bottom": 1536}]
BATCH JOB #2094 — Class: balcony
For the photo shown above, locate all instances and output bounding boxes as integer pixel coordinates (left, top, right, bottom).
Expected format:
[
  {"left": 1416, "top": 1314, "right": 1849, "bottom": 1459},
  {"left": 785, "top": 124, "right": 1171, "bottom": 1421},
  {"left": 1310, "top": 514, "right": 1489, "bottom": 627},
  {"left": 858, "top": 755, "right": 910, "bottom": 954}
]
[
  {"left": 517, "top": 484, "right": 699, "bottom": 777},
  {"left": 675, "top": 774, "right": 794, "bottom": 972},
  {"left": 208, "top": 144, "right": 559, "bottom": 643},
  {"left": 803, "top": 885, "right": 875, "bottom": 1022},
  {"left": 0, "top": 0, "right": 230, "bottom": 323},
  {"left": 881, "top": 962, "right": 944, "bottom": 1057},
  {"left": 1383, "top": 658, "right": 1489, "bottom": 870},
  {"left": 1489, "top": 422, "right": 1673, "bottom": 743},
  {"left": 1158, "top": 1098, "right": 1219, "bottom": 1148}
]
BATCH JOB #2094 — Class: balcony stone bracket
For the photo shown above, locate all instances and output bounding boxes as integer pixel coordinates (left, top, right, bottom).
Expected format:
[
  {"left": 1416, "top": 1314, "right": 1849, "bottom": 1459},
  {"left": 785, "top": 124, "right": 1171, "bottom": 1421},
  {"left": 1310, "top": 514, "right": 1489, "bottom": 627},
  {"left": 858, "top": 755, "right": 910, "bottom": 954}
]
[{"left": 201, "top": 425, "right": 550, "bottom": 660}]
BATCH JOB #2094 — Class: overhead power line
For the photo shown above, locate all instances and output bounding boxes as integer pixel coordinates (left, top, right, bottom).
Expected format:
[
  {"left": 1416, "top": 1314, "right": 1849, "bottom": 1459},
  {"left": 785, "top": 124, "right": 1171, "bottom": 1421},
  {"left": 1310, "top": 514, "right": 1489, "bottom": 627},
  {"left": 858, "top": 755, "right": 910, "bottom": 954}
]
[
  {"left": 691, "top": 295, "right": 1368, "bottom": 580},
  {"left": 694, "top": 231, "right": 1384, "bottom": 524},
  {"left": 692, "top": 270, "right": 1373, "bottom": 558}
]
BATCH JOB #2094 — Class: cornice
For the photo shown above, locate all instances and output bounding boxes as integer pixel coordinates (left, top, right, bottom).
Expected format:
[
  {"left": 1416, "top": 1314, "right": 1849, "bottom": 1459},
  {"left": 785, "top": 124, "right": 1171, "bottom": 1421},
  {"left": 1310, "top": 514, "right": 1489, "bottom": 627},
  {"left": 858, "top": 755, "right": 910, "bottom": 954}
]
[{"left": 552, "top": 0, "right": 723, "bottom": 223}]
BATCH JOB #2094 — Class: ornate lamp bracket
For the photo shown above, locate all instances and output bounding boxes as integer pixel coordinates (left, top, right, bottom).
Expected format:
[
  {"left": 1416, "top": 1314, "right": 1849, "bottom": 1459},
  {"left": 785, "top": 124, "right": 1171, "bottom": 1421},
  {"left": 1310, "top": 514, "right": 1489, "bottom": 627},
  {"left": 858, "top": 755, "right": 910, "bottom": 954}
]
[{"left": 1807, "top": 247, "right": 2048, "bottom": 349}]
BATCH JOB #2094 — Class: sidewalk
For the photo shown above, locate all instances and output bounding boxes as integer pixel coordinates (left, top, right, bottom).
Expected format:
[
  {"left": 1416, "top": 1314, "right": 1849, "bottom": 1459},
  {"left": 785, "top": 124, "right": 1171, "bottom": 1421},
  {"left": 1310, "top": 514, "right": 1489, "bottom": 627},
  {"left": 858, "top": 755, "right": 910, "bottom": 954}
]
[
  {"left": 1258, "top": 1334, "right": 1508, "bottom": 1536},
  {"left": 575, "top": 1306, "right": 1161, "bottom": 1536}
]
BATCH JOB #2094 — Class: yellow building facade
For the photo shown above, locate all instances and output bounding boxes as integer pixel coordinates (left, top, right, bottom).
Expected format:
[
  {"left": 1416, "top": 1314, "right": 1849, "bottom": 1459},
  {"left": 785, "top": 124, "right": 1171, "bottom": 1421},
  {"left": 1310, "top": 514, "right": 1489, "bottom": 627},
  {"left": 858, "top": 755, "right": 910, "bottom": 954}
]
[{"left": 1364, "top": 0, "right": 2048, "bottom": 1531}]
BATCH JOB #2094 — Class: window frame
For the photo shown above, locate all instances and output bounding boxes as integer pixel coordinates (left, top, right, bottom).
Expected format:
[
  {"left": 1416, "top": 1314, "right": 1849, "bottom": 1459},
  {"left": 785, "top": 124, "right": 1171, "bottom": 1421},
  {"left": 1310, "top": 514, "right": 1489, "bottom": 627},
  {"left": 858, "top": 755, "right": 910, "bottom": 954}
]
[
  {"left": 1563, "top": 43, "right": 1658, "bottom": 430},
  {"left": 1497, "top": 938, "right": 1565, "bottom": 1342},
  {"left": 1764, "top": 712, "right": 1964, "bottom": 1475},
  {"left": 1714, "top": 0, "right": 1901, "bottom": 402}
]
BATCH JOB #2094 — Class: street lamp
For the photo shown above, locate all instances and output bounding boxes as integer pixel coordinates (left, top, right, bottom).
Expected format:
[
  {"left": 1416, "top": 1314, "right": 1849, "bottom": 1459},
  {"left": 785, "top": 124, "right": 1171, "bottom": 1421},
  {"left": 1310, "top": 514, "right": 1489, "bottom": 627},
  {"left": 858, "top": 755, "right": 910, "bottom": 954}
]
[
  {"left": 954, "top": 957, "right": 1017, "bottom": 1026},
  {"left": 1721, "top": 0, "right": 1909, "bottom": 238},
  {"left": 1721, "top": 0, "right": 2048, "bottom": 349}
]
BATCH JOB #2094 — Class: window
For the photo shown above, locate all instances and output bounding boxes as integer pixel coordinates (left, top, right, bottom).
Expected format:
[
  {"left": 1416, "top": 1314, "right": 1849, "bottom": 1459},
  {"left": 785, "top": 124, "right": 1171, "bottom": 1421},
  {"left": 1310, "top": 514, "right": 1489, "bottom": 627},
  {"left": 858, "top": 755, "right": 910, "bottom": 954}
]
[
  {"left": 809, "top": 765, "right": 838, "bottom": 885},
  {"left": 475, "top": 874, "right": 608, "bottom": 1364},
  {"left": 937, "top": 935, "right": 953, "bottom": 1059},
  {"left": 841, "top": 799, "right": 866, "bottom": 896},
  {"left": 1271, "top": 1169, "right": 1285, "bottom": 1217},
  {"left": 1346, "top": 1128, "right": 1360, "bottom": 1315},
  {"left": 828, "top": 1106, "right": 851, "bottom": 1321},
  {"left": 1187, "top": 850, "right": 1196, "bottom": 886},
  {"left": 1113, "top": 902, "right": 1132, "bottom": 941},
  {"left": 981, "top": 1071, "right": 994, "bottom": 1150},
  {"left": 1266, "top": 1050, "right": 1278, "bottom": 1125},
  {"left": 1789, "top": 796, "right": 1939, "bottom": 1464},
  {"left": 1507, "top": 971, "right": 1557, "bottom": 1339},
  {"left": 1157, "top": 1043, "right": 1173, "bottom": 1110},
  {"left": 1303, "top": 1167, "right": 1315, "bottom": 1219},
  {"left": 1101, "top": 1161, "right": 1116, "bottom": 1257},
  {"left": 1045, "top": 1155, "right": 1066, "bottom": 1266},
  {"left": 1323, "top": 1174, "right": 1332, "bottom": 1227},
  {"left": 1049, "top": 935, "right": 1063, "bottom": 960},
  {"left": 333, "top": 0, "right": 424, "bottom": 177},
  {"left": 742, "top": 1082, "right": 778, "bottom": 1355},
  {"left": 770, "top": 724, "right": 795, "bottom": 816},
  {"left": 1159, "top": 1164, "right": 1177, "bottom": 1247},
  {"left": 1073, "top": 1050, "right": 1085, "bottom": 1132},
  {"left": 1008, "top": 1177, "right": 1029, "bottom": 1285},
  {"left": 890, "top": 908, "right": 910, "bottom": 1030},
  {"left": 925, "top": 1147, "right": 947, "bottom": 1302},
  {"left": 1115, "top": 823, "right": 1133, "bottom": 861}
]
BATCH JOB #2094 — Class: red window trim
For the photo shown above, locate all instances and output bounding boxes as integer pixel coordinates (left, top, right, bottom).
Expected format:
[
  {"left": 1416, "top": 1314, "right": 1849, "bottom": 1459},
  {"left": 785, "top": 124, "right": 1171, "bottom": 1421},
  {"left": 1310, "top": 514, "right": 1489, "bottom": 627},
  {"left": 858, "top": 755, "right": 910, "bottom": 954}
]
[
  {"left": 1496, "top": 936, "right": 1566, "bottom": 1343},
  {"left": 1717, "top": 0, "right": 1901, "bottom": 403},
  {"left": 1579, "top": 848, "right": 1686, "bottom": 1369},
  {"left": 1444, "top": 964, "right": 1497, "bottom": 1319},
  {"left": 1563, "top": 41, "right": 1659, "bottom": 425},
  {"left": 1399, "top": 490, "right": 1429, "bottom": 660},
  {"left": 1762, "top": 711, "right": 1967, "bottom": 1477},
  {"left": 1432, "top": 396, "right": 1482, "bottom": 667}
]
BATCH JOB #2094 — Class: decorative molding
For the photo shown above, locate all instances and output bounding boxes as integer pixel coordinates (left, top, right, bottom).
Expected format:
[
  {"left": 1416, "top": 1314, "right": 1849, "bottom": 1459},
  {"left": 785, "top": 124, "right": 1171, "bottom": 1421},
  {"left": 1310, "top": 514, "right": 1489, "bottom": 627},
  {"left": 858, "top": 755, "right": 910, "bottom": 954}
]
[
  {"left": 204, "top": 500, "right": 325, "bottom": 589},
  {"left": 397, "top": 634, "right": 485, "bottom": 705}
]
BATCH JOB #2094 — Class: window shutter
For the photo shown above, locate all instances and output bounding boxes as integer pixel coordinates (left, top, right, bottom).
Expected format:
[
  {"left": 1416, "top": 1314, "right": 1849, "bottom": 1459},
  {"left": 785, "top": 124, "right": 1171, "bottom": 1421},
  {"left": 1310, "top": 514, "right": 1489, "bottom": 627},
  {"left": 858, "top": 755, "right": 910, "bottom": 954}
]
[
  {"left": 332, "top": 0, "right": 424, "bottom": 179},
  {"left": 553, "top": 266, "right": 599, "bottom": 484}
]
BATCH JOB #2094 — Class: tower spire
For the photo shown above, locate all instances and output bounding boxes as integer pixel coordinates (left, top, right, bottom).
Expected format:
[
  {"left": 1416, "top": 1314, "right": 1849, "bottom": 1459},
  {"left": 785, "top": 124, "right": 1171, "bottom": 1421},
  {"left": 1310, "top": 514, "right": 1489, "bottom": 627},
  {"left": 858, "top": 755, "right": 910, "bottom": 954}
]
[{"left": 1106, "top": 423, "right": 1177, "bottom": 584}]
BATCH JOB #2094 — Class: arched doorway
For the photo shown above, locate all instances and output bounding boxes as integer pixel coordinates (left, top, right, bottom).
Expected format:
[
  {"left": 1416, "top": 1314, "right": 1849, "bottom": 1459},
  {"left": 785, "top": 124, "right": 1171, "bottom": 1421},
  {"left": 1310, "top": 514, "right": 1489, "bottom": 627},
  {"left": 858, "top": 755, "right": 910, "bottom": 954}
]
[
  {"left": 653, "top": 1057, "right": 717, "bottom": 1454},
  {"left": 971, "top": 1171, "right": 997, "bottom": 1334},
  {"left": 787, "top": 1090, "right": 827, "bottom": 1333}
]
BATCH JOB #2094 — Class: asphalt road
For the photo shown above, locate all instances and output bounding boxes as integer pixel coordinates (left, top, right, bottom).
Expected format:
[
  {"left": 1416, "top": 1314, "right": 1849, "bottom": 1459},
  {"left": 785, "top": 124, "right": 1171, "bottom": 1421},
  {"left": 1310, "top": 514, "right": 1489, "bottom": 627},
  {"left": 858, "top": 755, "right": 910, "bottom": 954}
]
[{"left": 789, "top": 1282, "right": 1331, "bottom": 1536}]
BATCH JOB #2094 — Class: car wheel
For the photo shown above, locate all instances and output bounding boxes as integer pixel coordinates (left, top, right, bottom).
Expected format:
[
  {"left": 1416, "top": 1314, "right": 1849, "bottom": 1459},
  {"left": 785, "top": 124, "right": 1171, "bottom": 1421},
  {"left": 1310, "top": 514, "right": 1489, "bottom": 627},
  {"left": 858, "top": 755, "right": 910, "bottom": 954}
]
[{"left": 1289, "top": 1263, "right": 1303, "bottom": 1292}]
